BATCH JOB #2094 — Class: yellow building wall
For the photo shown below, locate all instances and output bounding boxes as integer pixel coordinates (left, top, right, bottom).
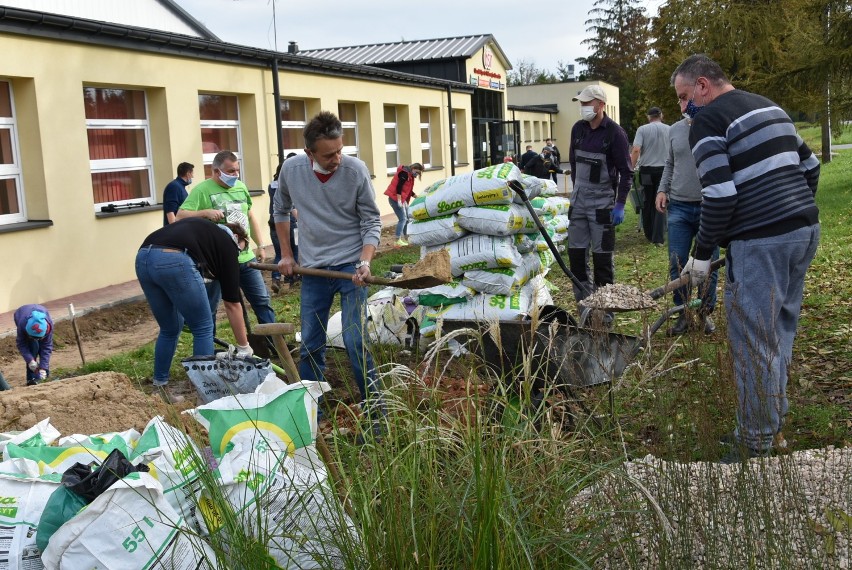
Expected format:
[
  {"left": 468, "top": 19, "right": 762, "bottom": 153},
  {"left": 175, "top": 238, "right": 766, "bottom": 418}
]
[
  {"left": 0, "top": 33, "right": 473, "bottom": 310},
  {"left": 508, "top": 80, "right": 621, "bottom": 154}
]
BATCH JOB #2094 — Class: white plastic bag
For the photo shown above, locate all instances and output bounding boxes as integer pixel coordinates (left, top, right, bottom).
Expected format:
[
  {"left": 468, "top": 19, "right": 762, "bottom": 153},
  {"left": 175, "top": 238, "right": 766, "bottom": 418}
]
[
  {"left": 456, "top": 204, "right": 538, "bottom": 236},
  {"left": 424, "top": 234, "right": 522, "bottom": 277},
  {"left": 409, "top": 164, "right": 518, "bottom": 220},
  {"left": 0, "top": 471, "right": 60, "bottom": 570},
  {"left": 406, "top": 214, "right": 468, "bottom": 246}
]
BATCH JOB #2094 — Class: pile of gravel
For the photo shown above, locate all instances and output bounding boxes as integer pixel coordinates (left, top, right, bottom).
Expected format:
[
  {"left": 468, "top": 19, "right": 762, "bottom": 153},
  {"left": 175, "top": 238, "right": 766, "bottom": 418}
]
[{"left": 570, "top": 447, "right": 852, "bottom": 568}]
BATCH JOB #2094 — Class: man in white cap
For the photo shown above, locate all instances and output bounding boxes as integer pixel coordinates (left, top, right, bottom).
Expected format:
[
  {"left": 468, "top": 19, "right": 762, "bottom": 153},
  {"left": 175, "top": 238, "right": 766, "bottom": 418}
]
[
  {"left": 13, "top": 304, "right": 54, "bottom": 386},
  {"left": 567, "top": 85, "right": 633, "bottom": 320}
]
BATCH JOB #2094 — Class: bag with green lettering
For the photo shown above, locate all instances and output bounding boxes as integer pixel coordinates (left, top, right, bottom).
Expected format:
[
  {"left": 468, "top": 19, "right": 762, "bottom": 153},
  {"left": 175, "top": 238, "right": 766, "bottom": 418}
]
[
  {"left": 0, "top": 470, "right": 61, "bottom": 570},
  {"left": 3, "top": 436, "right": 131, "bottom": 476},
  {"left": 424, "top": 233, "right": 522, "bottom": 277},
  {"left": 41, "top": 471, "right": 215, "bottom": 570},
  {"left": 409, "top": 164, "right": 518, "bottom": 220},
  {"left": 407, "top": 214, "right": 468, "bottom": 246},
  {"left": 130, "top": 416, "right": 204, "bottom": 531},
  {"left": 36, "top": 448, "right": 149, "bottom": 553}
]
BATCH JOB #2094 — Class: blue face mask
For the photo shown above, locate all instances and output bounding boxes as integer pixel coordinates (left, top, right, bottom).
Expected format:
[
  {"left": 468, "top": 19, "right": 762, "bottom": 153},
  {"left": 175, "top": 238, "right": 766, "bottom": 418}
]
[
  {"left": 684, "top": 82, "right": 704, "bottom": 118},
  {"left": 684, "top": 99, "right": 703, "bottom": 119},
  {"left": 218, "top": 170, "right": 239, "bottom": 188}
]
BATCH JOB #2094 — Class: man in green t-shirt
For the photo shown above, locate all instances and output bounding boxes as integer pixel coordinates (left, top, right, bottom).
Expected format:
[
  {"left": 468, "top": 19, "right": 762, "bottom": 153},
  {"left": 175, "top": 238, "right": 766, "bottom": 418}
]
[{"left": 177, "top": 150, "right": 276, "bottom": 325}]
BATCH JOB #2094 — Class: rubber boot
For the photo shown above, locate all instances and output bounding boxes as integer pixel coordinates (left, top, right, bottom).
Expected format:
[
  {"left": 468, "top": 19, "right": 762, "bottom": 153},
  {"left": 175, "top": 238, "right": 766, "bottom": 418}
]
[{"left": 568, "top": 248, "right": 592, "bottom": 301}]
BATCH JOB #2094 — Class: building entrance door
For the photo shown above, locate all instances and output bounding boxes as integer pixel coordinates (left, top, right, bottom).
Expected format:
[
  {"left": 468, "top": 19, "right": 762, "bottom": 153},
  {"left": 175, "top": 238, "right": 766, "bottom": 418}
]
[{"left": 473, "top": 119, "right": 519, "bottom": 169}]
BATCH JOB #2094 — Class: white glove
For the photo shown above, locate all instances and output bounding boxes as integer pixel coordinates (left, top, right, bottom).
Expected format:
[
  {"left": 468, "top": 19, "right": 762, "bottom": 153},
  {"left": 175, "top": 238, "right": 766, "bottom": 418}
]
[
  {"left": 28, "top": 360, "right": 38, "bottom": 372},
  {"left": 216, "top": 343, "right": 254, "bottom": 360},
  {"left": 681, "top": 256, "right": 712, "bottom": 286},
  {"left": 38, "top": 369, "right": 47, "bottom": 380}
]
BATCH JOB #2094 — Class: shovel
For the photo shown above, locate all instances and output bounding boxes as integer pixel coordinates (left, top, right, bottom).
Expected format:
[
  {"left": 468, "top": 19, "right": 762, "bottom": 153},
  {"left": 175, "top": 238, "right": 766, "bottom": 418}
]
[{"left": 249, "top": 260, "right": 450, "bottom": 289}]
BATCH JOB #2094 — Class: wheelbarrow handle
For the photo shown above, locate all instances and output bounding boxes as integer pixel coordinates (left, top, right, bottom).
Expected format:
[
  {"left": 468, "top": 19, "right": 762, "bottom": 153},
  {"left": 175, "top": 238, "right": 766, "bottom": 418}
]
[{"left": 648, "top": 257, "right": 726, "bottom": 300}]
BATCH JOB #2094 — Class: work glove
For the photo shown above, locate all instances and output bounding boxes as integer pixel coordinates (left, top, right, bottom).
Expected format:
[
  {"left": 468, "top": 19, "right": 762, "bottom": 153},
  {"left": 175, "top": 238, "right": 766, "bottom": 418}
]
[
  {"left": 28, "top": 360, "right": 38, "bottom": 372},
  {"left": 611, "top": 203, "right": 625, "bottom": 226},
  {"left": 216, "top": 343, "right": 254, "bottom": 360},
  {"left": 681, "top": 256, "right": 711, "bottom": 286},
  {"left": 38, "top": 369, "right": 47, "bottom": 380}
]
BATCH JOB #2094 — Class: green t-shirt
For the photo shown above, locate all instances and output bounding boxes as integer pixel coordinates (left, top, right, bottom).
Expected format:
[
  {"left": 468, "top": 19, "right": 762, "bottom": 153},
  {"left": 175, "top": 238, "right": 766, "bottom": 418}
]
[{"left": 180, "top": 178, "right": 255, "bottom": 263}]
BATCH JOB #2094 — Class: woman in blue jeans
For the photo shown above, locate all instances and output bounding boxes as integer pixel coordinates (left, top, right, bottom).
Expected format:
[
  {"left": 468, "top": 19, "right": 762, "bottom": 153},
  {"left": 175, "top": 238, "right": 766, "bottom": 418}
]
[{"left": 135, "top": 218, "right": 252, "bottom": 390}]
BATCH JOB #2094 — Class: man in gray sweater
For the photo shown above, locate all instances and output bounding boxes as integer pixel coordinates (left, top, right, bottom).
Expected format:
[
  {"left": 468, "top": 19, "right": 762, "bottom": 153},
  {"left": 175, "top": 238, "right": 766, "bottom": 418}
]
[
  {"left": 655, "top": 117, "right": 719, "bottom": 335},
  {"left": 273, "top": 111, "right": 383, "bottom": 423}
]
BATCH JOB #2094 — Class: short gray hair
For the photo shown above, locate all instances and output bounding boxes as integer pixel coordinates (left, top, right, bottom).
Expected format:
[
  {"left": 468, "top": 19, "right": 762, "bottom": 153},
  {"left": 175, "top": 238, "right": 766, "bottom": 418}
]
[
  {"left": 212, "top": 150, "right": 238, "bottom": 169},
  {"left": 670, "top": 54, "right": 730, "bottom": 87}
]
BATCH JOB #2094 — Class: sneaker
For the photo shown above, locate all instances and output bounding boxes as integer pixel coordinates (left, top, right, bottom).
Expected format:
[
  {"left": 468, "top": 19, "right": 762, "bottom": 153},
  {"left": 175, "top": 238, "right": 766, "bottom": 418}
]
[
  {"left": 395, "top": 238, "right": 409, "bottom": 247},
  {"left": 271, "top": 278, "right": 281, "bottom": 294},
  {"left": 702, "top": 315, "right": 716, "bottom": 334},
  {"left": 719, "top": 444, "right": 772, "bottom": 464},
  {"left": 26, "top": 380, "right": 39, "bottom": 387}
]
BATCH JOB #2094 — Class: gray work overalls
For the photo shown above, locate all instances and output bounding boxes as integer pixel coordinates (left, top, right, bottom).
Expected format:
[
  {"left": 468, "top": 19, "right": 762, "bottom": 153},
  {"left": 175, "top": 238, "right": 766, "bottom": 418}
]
[{"left": 567, "top": 146, "right": 616, "bottom": 302}]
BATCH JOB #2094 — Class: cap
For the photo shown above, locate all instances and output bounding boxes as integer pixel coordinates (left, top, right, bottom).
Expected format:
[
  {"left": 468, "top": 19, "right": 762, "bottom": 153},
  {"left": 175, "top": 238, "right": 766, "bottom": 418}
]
[
  {"left": 572, "top": 85, "right": 607, "bottom": 103},
  {"left": 26, "top": 311, "right": 50, "bottom": 338},
  {"left": 647, "top": 106, "right": 662, "bottom": 117}
]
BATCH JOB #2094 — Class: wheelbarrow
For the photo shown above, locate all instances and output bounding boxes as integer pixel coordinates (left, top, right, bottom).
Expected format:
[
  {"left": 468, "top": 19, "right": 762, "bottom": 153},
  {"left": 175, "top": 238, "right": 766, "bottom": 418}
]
[{"left": 439, "top": 255, "right": 725, "bottom": 389}]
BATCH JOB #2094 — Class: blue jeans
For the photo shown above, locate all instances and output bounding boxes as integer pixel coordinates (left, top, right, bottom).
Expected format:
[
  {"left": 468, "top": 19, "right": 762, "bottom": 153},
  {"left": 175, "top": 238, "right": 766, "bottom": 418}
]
[
  {"left": 667, "top": 200, "right": 719, "bottom": 312},
  {"left": 388, "top": 198, "right": 408, "bottom": 239},
  {"left": 135, "top": 246, "right": 215, "bottom": 386},
  {"left": 726, "top": 224, "right": 820, "bottom": 451},
  {"left": 207, "top": 262, "right": 276, "bottom": 325},
  {"left": 25, "top": 337, "right": 44, "bottom": 383},
  {"left": 299, "top": 264, "right": 381, "bottom": 411}
]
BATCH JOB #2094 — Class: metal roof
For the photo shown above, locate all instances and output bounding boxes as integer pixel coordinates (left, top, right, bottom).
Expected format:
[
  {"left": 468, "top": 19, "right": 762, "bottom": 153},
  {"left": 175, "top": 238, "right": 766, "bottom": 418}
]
[{"left": 301, "top": 34, "right": 512, "bottom": 69}]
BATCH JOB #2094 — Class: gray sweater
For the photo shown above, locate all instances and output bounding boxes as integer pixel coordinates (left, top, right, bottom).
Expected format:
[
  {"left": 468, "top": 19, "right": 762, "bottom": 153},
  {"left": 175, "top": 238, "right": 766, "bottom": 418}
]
[
  {"left": 273, "top": 154, "right": 381, "bottom": 267},
  {"left": 658, "top": 118, "right": 703, "bottom": 203}
]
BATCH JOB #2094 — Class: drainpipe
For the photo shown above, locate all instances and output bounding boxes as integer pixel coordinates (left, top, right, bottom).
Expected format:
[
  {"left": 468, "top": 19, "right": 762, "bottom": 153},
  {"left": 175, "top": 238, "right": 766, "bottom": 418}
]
[
  {"left": 446, "top": 84, "right": 456, "bottom": 176},
  {"left": 271, "top": 58, "right": 284, "bottom": 164}
]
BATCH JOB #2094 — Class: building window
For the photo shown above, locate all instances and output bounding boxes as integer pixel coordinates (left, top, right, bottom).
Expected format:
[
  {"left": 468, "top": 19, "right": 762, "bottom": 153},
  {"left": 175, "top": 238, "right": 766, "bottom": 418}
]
[
  {"left": 453, "top": 109, "right": 468, "bottom": 165},
  {"left": 199, "top": 94, "right": 241, "bottom": 179},
  {"left": 384, "top": 106, "right": 399, "bottom": 174},
  {"left": 281, "top": 99, "right": 306, "bottom": 155},
  {"left": 338, "top": 102, "right": 358, "bottom": 158},
  {"left": 0, "top": 80, "right": 24, "bottom": 224},
  {"left": 84, "top": 87, "right": 153, "bottom": 209},
  {"left": 419, "top": 107, "right": 432, "bottom": 168}
]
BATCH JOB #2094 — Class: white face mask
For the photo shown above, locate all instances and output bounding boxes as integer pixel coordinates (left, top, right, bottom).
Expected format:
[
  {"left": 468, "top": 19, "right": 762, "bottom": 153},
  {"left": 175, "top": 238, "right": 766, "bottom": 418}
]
[
  {"left": 580, "top": 105, "right": 598, "bottom": 122},
  {"left": 187, "top": 177, "right": 193, "bottom": 184},
  {"left": 311, "top": 159, "right": 331, "bottom": 175}
]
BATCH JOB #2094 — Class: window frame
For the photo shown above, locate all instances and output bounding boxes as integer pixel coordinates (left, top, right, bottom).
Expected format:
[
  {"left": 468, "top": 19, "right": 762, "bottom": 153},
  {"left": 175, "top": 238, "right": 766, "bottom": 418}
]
[
  {"left": 199, "top": 94, "right": 242, "bottom": 179},
  {"left": 0, "top": 80, "right": 25, "bottom": 224},
  {"left": 384, "top": 105, "right": 399, "bottom": 175},
  {"left": 419, "top": 107, "right": 432, "bottom": 168},
  {"left": 84, "top": 87, "right": 154, "bottom": 211},
  {"left": 280, "top": 98, "right": 307, "bottom": 157},
  {"left": 338, "top": 102, "right": 359, "bottom": 158}
]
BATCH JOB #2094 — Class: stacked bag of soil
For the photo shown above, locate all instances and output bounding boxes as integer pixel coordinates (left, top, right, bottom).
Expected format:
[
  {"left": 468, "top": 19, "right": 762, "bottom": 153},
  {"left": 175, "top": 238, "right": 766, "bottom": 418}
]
[{"left": 405, "top": 164, "right": 570, "bottom": 334}]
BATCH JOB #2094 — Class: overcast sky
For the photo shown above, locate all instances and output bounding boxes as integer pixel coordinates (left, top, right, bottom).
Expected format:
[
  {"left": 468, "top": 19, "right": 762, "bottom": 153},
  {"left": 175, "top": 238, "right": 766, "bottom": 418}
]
[{"left": 176, "top": 0, "right": 664, "bottom": 74}]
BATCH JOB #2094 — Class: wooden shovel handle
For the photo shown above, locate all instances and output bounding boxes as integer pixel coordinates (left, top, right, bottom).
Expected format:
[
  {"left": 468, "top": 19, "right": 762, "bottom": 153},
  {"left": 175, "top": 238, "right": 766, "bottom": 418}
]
[
  {"left": 648, "top": 257, "right": 726, "bottom": 300},
  {"left": 249, "top": 262, "right": 391, "bottom": 285}
]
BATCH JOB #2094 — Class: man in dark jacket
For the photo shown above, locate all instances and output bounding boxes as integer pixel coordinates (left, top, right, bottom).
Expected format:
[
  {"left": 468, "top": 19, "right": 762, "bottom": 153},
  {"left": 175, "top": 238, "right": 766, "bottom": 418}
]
[
  {"left": 523, "top": 146, "right": 566, "bottom": 180},
  {"left": 545, "top": 138, "right": 562, "bottom": 183},
  {"left": 518, "top": 145, "right": 538, "bottom": 170}
]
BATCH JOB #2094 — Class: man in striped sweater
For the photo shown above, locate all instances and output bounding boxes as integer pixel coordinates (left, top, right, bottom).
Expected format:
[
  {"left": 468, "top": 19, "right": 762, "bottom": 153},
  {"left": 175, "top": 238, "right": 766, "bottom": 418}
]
[{"left": 671, "top": 54, "right": 821, "bottom": 463}]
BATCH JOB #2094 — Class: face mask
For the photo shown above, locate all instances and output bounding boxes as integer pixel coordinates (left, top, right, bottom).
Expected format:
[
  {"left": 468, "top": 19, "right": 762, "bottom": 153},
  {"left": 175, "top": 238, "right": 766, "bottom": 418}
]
[
  {"left": 580, "top": 105, "right": 598, "bottom": 122},
  {"left": 312, "top": 159, "right": 331, "bottom": 175},
  {"left": 218, "top": 170, "right": 239, "bottom": 188},
  {"left": 187, "top": 177, "right": 193, "bottom": 184},
  {"left": 684, "top": 82, "right": 704, "bottom": 118}
]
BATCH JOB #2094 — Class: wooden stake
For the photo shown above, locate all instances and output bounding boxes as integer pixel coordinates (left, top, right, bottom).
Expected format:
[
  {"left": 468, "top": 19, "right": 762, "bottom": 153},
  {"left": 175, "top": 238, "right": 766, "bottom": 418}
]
[{"left": 68, "top": 304, "right": 86, "bottom": 365}]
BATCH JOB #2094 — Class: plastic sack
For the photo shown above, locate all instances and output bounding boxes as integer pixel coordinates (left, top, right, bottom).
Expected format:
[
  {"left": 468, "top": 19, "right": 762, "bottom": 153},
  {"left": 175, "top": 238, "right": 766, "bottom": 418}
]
[
  {"left": 429, "top": 275, "right": 553, "bottom": 322},
  {"left": 190, "top": 377, "right": 354, "bottom": 568},
  {"left": 130, "top": 416, "right": 204, "bottom": 530},
  {"left": 409, "top": 164, "right": 518, "bottom": 220},
  {"left": 409, "top": 279, "right": 476, "bottom": 307},
  {"left": 0, "top": 470, "right": 61, "bottom": 570},
  {"left": 4, "top": 436, "right": 131, "bottom": 476},
  {"left": 182, "top": 354, "right": 275, "bottom": 404},
  {"left": 0, "top": 418, "right": 61, "bottom": 457},
  {"left": 539, "top": 196, "right": 571, "bottom": 217},
  {"left": 462, "top": 252, "right": 543, "bottom": 295},
  {"left": 36, "top": 448, "right": 149, "bottom": 552},
  {"left": 41, "top": 472, "right": 214, "bottom": 570},
  {"left": 406, "top": 214, "right": 468, "bottom": 246},
  {"left": 423, "top": 234, "right": 522, "bottom": 277},
  {"left": 456, "top": 204, "right": 539, "bottom": 236}
]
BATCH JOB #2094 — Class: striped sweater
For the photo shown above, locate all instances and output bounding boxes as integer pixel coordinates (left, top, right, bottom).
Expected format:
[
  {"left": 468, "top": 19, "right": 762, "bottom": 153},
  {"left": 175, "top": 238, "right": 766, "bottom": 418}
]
[{"left": 689, "top": 89, "right": 820, "bottom": 260}]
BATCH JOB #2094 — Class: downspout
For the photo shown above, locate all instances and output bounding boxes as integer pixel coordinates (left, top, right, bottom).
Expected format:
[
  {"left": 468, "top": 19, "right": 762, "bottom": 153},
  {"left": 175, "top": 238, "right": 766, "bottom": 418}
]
[
  {"left": 446, "top": 84, "right": 456, "bottom": 176},
  {"left": 271, "top": 57, "right": 284, "bottom": 164}
]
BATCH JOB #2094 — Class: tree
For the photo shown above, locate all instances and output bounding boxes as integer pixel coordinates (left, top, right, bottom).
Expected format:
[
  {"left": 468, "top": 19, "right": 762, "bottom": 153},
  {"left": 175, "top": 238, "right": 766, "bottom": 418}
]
[
  {"left": 577, "top": 0, "right": 651, "bottom": 137},
  {"left": 507, "top": 59, "right": 558, "bottom": 86}
]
